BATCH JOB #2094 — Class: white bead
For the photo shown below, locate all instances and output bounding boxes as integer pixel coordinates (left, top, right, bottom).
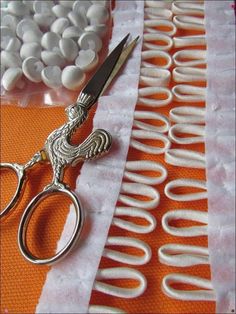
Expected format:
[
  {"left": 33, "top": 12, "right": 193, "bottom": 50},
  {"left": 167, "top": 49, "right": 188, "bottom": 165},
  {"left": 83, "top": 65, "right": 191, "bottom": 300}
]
[
  {"left": 78, "top": 31, "right": 102, "bottom": 52},
  {"left": 1, "top": 14, "right": 19, "bottom": 32},
  {"left": 86, "top": 4, "right": 109, "bottom": 24},
  {"left": 41, "top": 50, "right": 66, "bottom": 67},
  {"left": 61, "top": 65, "right": 85, "bottom": 90},
  {"left": 20, "top": 42, "right": 41, "bottom": 60},
  {"left": 16, "top": 18, "right": 39, "bottom": 39},
  {"left": 1, "top": 51, "right": 22, "bottom": 68},
  {"left": 68, "top": 11, "right": 88, "bottom": 28},
  {"left": 5, "top": 37, "right": 21, "bottom": 52},
  {"left": 50, "top": 17, "right": 70, "bottom": 34},
  {"left": 52, "top": 4, "right": 70, "bottom": 18},
  {"left": 59, "top": 1, "right": 74, "bottom": 8},
  {"left": 73, "top": 0, "right": 92, "bottom": 14},
  {"left": 0, "top": 26, "right": 14, "bottom": 50},
  {"left": 2, "top": 67, "right": 23, "bottom": 91},
  {"left": 22, "top": 56, "right": 44, "bottom": 82},
  {"left": 33, "top": 0, "right": 54, "bottom": 14},
  {"left": 34, "top": 13, "right": 55, "bottom": 28},
  {"left": 41, "top": 32, "right": 60, "bottom": 50},
  {"left": 62, "top": 26, "right": 83, "bottom": 39},
  {"left": 75, "top": 49, "right": 98, "bottom": 72},
  {"left": 22, "top": 29, "right": 43, "bottom": 43},
  {"left": 59, "top": 38, "right": 79, "bottom": 62},
  {"left": 8, "top": 1, "right": 29, "bottom": 16},
  {"left": 41, "top": 66, "right": 62, "bottom": 88},
  {"left": 84, "top": 24, "right": 107, "bottom": 37}
]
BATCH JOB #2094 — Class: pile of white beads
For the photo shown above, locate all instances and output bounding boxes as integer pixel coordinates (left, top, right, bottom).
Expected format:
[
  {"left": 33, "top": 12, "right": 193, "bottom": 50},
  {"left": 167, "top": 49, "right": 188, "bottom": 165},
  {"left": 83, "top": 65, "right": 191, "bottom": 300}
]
[{"left": 0, "top": 0, "right": 109, "bottom": 91}]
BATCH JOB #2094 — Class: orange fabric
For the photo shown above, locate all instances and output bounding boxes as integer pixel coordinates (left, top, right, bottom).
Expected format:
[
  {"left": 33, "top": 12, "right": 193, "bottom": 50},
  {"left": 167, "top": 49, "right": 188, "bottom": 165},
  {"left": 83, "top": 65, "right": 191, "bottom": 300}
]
[{"left": 1, "top": 17, "right": 215, "bottom": 314}]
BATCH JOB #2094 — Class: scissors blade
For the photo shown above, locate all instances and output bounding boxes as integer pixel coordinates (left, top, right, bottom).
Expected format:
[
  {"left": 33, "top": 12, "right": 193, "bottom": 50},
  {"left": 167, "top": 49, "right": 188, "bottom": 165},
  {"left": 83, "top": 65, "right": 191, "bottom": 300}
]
[{"left": 78, "top": 33, "right": 131, "bottom": 106}]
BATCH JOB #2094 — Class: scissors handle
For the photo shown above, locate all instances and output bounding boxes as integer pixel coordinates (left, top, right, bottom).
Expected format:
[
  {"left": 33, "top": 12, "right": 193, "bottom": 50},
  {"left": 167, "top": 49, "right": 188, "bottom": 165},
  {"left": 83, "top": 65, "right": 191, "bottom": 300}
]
[
  {"left": 18, "top": 183, "right": 84, "bottom": 265},
  {"left": 0, "top": 162, "right": 26, "bottom": 219}
]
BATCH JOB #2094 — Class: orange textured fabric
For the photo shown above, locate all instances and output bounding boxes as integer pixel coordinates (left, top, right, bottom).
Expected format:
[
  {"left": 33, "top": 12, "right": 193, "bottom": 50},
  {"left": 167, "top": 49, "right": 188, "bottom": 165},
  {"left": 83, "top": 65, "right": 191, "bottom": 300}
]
[{"left": 1, "top": 13, "right": 215, "bottom": 314}]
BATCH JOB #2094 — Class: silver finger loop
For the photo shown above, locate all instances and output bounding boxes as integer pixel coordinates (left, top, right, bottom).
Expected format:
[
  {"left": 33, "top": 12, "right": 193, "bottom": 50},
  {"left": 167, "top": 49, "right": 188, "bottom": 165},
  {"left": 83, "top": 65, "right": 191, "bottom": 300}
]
[{"left": 18, "top": 184, "right": 84, "bottom": 265}]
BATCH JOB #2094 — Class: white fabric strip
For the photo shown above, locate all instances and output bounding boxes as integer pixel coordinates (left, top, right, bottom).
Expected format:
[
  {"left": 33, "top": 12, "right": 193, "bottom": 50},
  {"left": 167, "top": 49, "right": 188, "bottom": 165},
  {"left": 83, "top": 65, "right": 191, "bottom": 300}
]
[
  {"left": 205, "top": 1, "right": 235, "bottom": 313},
  {"left": 36, "top": 1, "right": 144, "bottom": 313}
]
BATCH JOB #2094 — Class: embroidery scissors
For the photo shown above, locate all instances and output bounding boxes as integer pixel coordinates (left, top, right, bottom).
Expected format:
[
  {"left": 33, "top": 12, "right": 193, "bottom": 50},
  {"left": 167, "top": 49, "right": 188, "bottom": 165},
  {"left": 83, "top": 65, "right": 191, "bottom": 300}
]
[{"left": 0, "top": 34, "right": 138, "bottom": 265}]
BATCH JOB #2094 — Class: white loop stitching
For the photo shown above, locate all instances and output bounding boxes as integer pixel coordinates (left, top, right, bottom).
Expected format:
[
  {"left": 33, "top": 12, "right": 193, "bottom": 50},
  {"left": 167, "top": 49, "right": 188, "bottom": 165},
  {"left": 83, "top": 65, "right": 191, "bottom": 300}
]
[
  {"left": 144, "top": 8, "right": 173, "bottom": 21},
  {"left": 165, "top": 148, "right": 205, "bottom": 169},
  {"left": 171, "top": 1, "right": 205, "bottom": 16},
  {"left": 173, "top": 49, "right": 206, "bottom": 67},
  {"left": 134, "top": 110, "right": 170, "bottom": 133},
  {"left": 168, "top": 123, "right": 205, "bottom": 144},
  {"left": 173, "top": 15, "right": 205, "bottom": 31},
  {"left": 173, "top": 35, "right": 206, "bottom": 48},
  {"left": 141, "top": 50, "right": 172, "bottom": 69},
  {"left": 173, "top": 67, "right": 206, "bottom": 83},
  {"left": 172, "top": 84, "right": 206, "bottom": 102},
  {"left": 169, "top": 106, "right": 205, "bottom": 124},
  {"left": 138, "top": 86, "right": 173, "bottom": 107},
  {"left": 144, "top": 19, "right": 177, "bottom": 36},
  {"left": 143, "top": 33, "right": 173, "bottom": 51},
  {"left": 140, "top": 67, "right": 171, "bottom": 87}
]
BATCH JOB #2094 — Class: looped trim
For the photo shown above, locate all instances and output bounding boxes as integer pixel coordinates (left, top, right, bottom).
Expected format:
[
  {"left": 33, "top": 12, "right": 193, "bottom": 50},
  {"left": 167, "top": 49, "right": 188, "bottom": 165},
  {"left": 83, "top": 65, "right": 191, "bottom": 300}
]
[
  {"left": 103, "top": 236, "right": 152, "bottom": 265},
  {"left": 173, "top": 15, "right": 205, "bottom": 31},
  {"left": 165, "top": 148, "right": 205, "bottom": 169},
  {"left": 119, "top": 182, "right": 160, "bottom": 209},
  {"left": 173, "top": 67, "right": 206, "bottom": 83},
  {"left": 140, "top": 67, "right": 171, "bottom": 87},
  {"left": 173, "top": 35, "right": 206, "bottom": 48},
  {"left": 173, "top": 49, "right": 206, "bottom": 67},
  {"left": 113, "top": 206, "right": 157, "bottom": 234},
  {"left": 134, "top": 110, "right": 170, "bottom": 133},
  {"left": 143, "top": 33, "right": 173, "bottom": 51},
  {"left": 144, "top": 19, "right": 177, "bottom": 36},
  {"left": 164, "top": 178, "right": 207, "bottom": 201},
  {"left": 144, "top": 8, "right": 173, "bottom": 20},
  {"left": 169, "top": 106, "right": 205, "bottom": 124},
  {"left": 141, "top": 50, "right": 172, "bottom": 69},
  {"left": 94, "top": 267, "right": 147, "bottom": 298},
  {"left": 162, "top": 209, "right": 208, "bottom": 237},
  {"left": 171, "top": 1, "right": 205, "bottom": 16},
  {"left": 172, "top": 84, "right": 206, "bottom": 102},
  {"left": 168, "top": 123, "right": 205, "bottom": 144},
  {"left": 158, "top": 243, "right": 209, "bottom": 267},
  {"left": 138, "top": 86, "right": 173, "bottom": 107},
  {"left": 131, "top": 129, "right": 171, "bottom": 155},
  {"left": 124, "top": 160, "right": 168, "bottom": 185},
  {"left": 145, "top": 0, "right": 172, "bottom": 9},
  {"left": 162, "top": 273, "right": 216, "bottom": 301}
]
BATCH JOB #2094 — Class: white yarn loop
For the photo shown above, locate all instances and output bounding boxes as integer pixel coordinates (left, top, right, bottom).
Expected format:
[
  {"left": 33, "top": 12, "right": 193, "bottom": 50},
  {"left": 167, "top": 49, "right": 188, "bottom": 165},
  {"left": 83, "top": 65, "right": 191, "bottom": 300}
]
[
  {"left": 138, "top": 86, "right": 173, "bottom": 107},
  {"left": 173, "top": 49, "right": 206, "bottom": 67},
  {"left": 169, "top": 106, "right": 205, "bottom": 124},
  {"left": 173, "top": 67, "right": 206, "bottom": 83},
  {"left": 143, "top": 33, "right": 173, "bottom": 51},
  {"left": 164, "top": 178, "right": 207, "bottom": 201},
  {"left": 162, "top": 273, "right": 216, "bottom": 301},
  {"left": 113, "top": 206, "right": 157, "bottom": 234},
  {"left": 173, "top": 15, "right": 205, "bottom": 31},
  {"left": 162, "top": 209, "right": 208, "bottom": 237},
  {"left": 124, "top": 160, "right": 168, "bottom": 185},
  {"left": 173, "top": 35, "right": 206, "bottom": 48},
  {"left": 144, "top": 19, "right": 177, "bottom": 36},
  {"left": 144, "top": 8, "right": 173, "bottom": 21},
  {"left": 88, "top": 305, "right": 126, "bottom": 314},
  {"left": 141, "top": 50, "right": 172, "bottom": 69},
  {"left": 168, "top": 123, "right": 205, "bottom": 144},
  {"left": 140, "top": 67, "right": 171, "bottom": 87},
  {"left": 172, "top": 84, "right": 206, "bottom": 102},
  {"left": 165, "top": 148, "right": 205, "bottom": 169},
  {"left": 131, "top": 129, "right": 171, "bottom": 155},
  {"left": 94, "top": 267, "right": 147, "bottom": 298},
  {"left": 134, "top": 110, "right": 170, "bottom": 133},
  {"left": 172, "top": 1, "right": 205, "bottom": 16},
  {"left": 145, "top": 0, "right": 172, "bottom": 9},
  {"left": 158, "top": 243, "right": 209, "bottom": 267},
  {"left": 103, "top": 236, "right": 152, "bottom": 265},
  {"left": 119, "top": 182, "right": 160, "bottom": 209}
]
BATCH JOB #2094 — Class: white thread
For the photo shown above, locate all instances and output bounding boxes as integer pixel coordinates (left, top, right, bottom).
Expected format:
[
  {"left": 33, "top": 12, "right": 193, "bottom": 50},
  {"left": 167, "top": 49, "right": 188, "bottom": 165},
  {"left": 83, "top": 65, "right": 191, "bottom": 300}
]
[
  {"left": 165, "top": 178, "right": 207, "bottom": 201},
  {"left": 141, "top": 50, "right": 172, "bottom": 69},
  {"left": 168, "top": 123, "right": 205, "bottom": 145},
  {"left": 173, "top": 15, "right": 205, "bottom": 31},
  {"left": 103, "top": 236, "right": 152, "bottom": 265},
  {"left": 144, "top": 19, "right": 177, "bottom": 36},
  {"left": 138, "top": 86, "right": 173, "bottom": 107},
  {"left": 113, "top": 206, "right": 156, "bottom": 234},
  {"left": 94, "top": 267, "right": 147, "bottom": 298},
  {"left": 158, "top": 243, "right": 209, "bottom": 267},
  {"left": 173, "top": 35, "right": 206, "bottom": 48},
  {"left": 140, "top": 67, "right": 171, "bottom": 87},
  {"left": 119, "top": 182, "right": 160, "bottom": 209},
  {"left": 172, "top": 84, "right": 206, "bottom": 102},
  {"left": 173, "top": 67, "right": 206, "bottom": 83},
  {"left": 124, "top": 160, "right": 168, "bottom": 185},
  {"left": 143, "top": 33, "right": 173, "bottom": 51},
  {"left": 88, "top": 305, "right": 126, "bottom": 314},
  {"left": 134, "top": 110, "right": 170, "bottom": 133},
  {"left": 169, "top": 106, "right": 205, "bottom": 124},
  {"left": 162, "top": 209, "right": 208, "bottom": 237},
  {"left": 162, "top": 273, "right": 216, "bottom": 301},
  {"left": 171, "top": 1, "right": 204, "bottom": 16},
  {"left": 144, "top": 8, "right": 172, "bottom": 20},
  {"left": 173, "top": 49, "right": 206, "bottom": 67},
  {"left": 145, "top": 0, "right": 172, "bottom": 9},
  {"left": 165, "top": 149, "right": 205, "bottom": 169},
  {"left": 131, "top": 129, "right": 171, "bottom": 155}
]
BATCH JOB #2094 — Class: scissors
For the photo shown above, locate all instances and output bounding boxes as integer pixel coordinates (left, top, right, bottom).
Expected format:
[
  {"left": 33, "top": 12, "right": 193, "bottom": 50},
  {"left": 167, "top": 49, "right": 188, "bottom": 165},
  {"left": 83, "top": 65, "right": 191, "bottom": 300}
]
[{"left": 0, "top": 34, "right": 138, "bottom": 265}]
